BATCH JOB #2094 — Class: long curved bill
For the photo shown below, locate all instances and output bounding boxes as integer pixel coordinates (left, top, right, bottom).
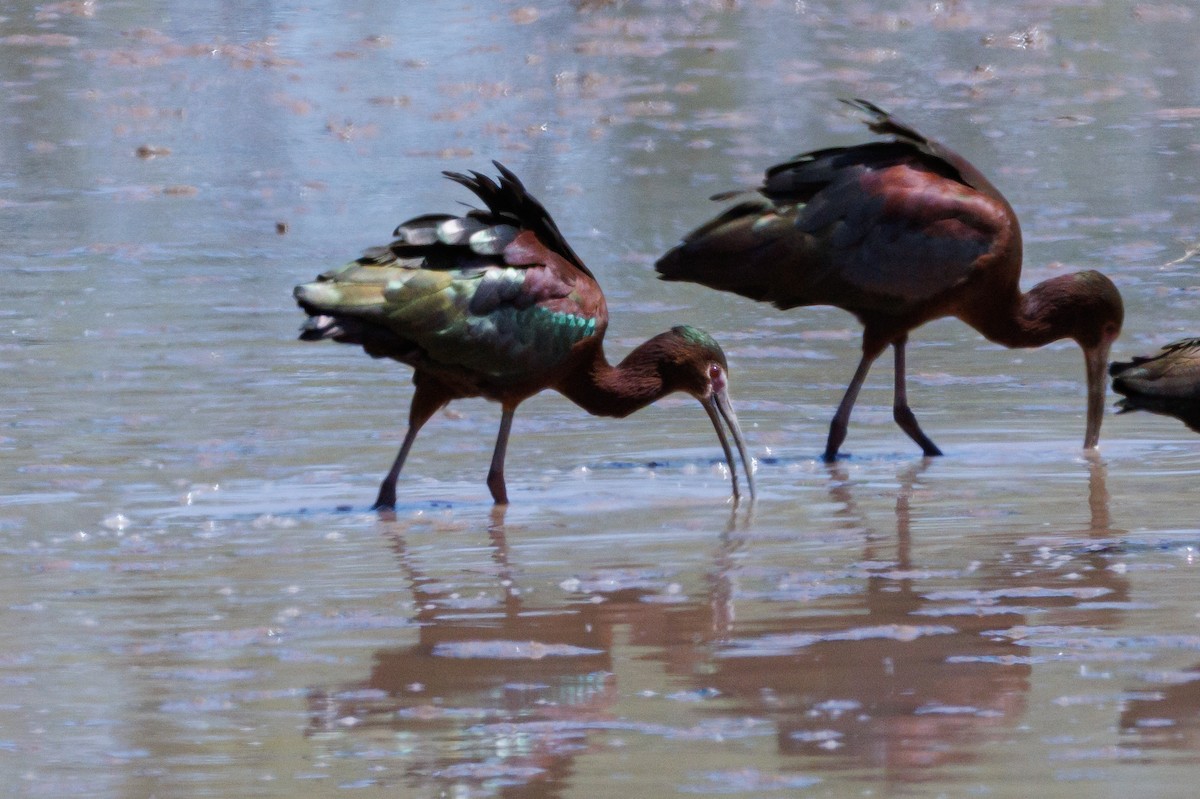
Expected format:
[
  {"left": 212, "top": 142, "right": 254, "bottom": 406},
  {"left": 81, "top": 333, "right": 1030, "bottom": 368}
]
[
  {"left": 1083, "top": 340, "right": 1113, "bottom": 450},
  {"left": 702, "top": 387, "right": 756, "bottom": 502}
]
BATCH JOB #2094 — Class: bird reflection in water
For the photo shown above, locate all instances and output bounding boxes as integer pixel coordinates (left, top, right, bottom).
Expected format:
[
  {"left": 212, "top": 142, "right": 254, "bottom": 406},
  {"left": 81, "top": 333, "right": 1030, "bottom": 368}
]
[
  {"left": 1074, "top": 455, "right": 1200, "bottom": 764},
  {"left": 705, "top": 456, "right": 1128, "bottom": 778},
  {"left": 307, "top": 509, "right": 620, "bottom": 798},
  {"left": 697, "top": 461, "right": 1026, "bottom": 777},
  {"left": 305, "top": 459, "right": 1130, "bottom": 793},
  {"left": 1120, "top": 664, "right": 1200, "bottom": 759}
]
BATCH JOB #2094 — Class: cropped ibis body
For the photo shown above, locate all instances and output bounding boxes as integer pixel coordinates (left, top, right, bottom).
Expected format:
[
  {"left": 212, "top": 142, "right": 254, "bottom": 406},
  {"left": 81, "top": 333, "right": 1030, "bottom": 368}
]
[
  {"left": 295, "top": 164, "right": 754, "bottom": 507},
  {"left": 656, "top": 100, "right": 1124, "bottom": 460},
  {"left": 1110, "top": 338, "right": 1200, "bottom": 432}
]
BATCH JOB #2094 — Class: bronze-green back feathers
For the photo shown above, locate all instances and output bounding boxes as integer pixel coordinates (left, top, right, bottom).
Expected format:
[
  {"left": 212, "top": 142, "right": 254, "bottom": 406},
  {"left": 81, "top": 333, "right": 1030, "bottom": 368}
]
[
  {"left": 295, "top": 163, "right": 604, "bottom": 392},
  {"left": 1111, "top": 339, "right": 1200, "bottom": 432}
]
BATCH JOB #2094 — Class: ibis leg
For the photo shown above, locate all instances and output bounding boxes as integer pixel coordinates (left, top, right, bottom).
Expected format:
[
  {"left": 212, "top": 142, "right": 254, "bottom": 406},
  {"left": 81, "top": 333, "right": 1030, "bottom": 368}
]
[
  {"left": 373, "top": 385, "right": 447, "bottom": 510},
  {"left": 486, "top": 407, "right": 516, "bottom": 505},
  {"left": 824, "top": 345, "right": 884, "bottom": 461},
  {"left": 891, "top": 336, "right": 942, "bottom": 457}
]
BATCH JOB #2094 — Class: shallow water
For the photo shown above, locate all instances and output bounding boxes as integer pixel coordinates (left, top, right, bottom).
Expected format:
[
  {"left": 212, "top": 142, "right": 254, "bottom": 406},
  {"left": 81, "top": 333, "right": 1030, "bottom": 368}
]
[{"left": 3, "top": 1, "right": 1200, "bottom": 797}]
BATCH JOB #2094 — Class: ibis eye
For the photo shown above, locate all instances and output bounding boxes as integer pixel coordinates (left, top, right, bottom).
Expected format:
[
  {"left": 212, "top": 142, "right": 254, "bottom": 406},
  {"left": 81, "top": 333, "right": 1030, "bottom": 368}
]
[{"left": 707, "top": 363, "right": 728, "bottom": 393}]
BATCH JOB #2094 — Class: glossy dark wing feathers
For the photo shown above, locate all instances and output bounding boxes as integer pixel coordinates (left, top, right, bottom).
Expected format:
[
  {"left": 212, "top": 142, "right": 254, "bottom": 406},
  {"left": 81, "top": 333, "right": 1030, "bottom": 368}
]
[
  {"left": 443, "top": 162, "right": 593, "bottom": 278},
  {"left": 658, "top": 159, "right": 993, "bottom": 313},
  {"left": 761, "top": 142, "right": 959, "bottom": 204},
  {"left": 656, "top": 101, "right": 1002, "bottom": 315},
  {"left": 656, "top": 198, "right": 817, "bottom": 307},
  {"left": 1109, "top": 338, "right": 1200, "bottom": 431},
  {"left": 1110, "top": 338, "right": 1200, "bottom": 401},
  {"left": 842, "top": 99, "right": 929, "bottom": 148},
  {"left": 295, "top": 165, "right": 602, "bottom": 390},
  {"left": 839, "top": 98, "right": 1005, "bottom": 201}
]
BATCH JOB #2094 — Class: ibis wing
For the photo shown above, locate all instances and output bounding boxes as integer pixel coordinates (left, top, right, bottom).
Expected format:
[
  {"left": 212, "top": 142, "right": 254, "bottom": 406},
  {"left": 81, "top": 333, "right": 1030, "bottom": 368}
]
[
  {"left": 784, "top": 162, "right": 1001, "bottom": 313},
  {"left": 838, "top": 98, "right": 1009, "bottom": 204},
  {"left": 295, "top": 220, "right": 602, "bottom": 385},
  {"left": 657, "top": 158, "right": 1001, "bottom": 315},
  {"left": 661, "top": 101, "right": 1020, "bottom": 315},
  {"left": 655, "top": 198, "right": 827, "bottom": 306},
  {"left": 1111, "top": 338, "right": 1200, "bottom": 401},
  {"left": 387, "top": 229, "right": 601, "bottom": 382}
]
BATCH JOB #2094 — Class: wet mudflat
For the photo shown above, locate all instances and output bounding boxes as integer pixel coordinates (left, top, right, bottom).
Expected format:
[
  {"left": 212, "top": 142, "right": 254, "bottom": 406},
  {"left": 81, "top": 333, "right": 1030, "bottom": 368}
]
[{"left": 3, "top": 1, "right": 1200, "bottom": 797}]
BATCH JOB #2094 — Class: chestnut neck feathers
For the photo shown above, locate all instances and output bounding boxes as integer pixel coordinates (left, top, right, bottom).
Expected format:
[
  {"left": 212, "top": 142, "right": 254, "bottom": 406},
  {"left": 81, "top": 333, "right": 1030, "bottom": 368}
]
[
  {"left": 972, "top": 270, "right": 1124, "bottom": 351},
  {"left": 559, "top": 327, "right": 725, "bottom": 419}
]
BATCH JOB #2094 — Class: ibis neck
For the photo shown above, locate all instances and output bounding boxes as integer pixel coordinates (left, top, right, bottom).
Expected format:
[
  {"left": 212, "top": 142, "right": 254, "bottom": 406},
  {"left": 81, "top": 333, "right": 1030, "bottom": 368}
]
[
  {"left": 971, "top": 280, "right": 1073, "bottom": 350},
  {"left": 559, "top": 341, "right": 671, "bottom": 419}
]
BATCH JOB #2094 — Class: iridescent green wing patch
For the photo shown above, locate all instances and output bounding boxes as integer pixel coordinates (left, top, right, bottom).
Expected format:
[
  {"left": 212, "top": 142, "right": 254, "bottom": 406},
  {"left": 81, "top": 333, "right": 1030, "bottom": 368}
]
[{"left": 381, "top": 263, "right": 596, "bottom": 381}]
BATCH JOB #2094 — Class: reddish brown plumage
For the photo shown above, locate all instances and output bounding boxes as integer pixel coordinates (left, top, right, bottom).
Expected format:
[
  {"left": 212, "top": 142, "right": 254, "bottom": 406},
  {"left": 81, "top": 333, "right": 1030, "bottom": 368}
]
[
  {"left": 295, "top": 164, "right": 754, "bottom": 507},
  {"left": 657, "top": 100, "right": 1124, "bottom": 459}
]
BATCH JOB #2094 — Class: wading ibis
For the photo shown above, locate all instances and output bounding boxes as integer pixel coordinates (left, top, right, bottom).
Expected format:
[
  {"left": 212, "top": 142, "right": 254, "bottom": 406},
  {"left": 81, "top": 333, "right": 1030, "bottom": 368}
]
[
  {"left": 656, "top": 99, "right": 1124, "bottom": 460},
  {"left": 295, "top": 163, "right": 754, "bottom": 508},
  {"left": 1110, "top": 338, "right": 1200, "bottom": 432}
]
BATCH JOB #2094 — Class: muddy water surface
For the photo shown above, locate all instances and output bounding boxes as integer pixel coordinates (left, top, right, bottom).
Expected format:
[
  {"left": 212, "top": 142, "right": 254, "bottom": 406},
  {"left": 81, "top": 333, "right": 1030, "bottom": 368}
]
[{"left": 3, "top": 1, "right": 1200, "bottom": 797}]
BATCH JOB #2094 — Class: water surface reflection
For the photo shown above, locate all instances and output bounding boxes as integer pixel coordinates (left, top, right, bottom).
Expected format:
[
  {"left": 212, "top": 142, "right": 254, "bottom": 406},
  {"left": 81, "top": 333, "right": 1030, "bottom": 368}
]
[
  {"left": 307, "top": 458, "right": 1131, "bottom": 794},
  {"left": 6, "top": 0, "right": 1200, "bottom": 796}
]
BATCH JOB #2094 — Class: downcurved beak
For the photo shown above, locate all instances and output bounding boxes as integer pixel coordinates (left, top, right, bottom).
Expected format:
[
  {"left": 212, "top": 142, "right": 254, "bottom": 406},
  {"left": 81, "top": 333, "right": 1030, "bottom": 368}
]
[
  {"left": 702, "top": 387, "right": 756, "bottom": 502},
  {"left": 1083, "top": 340, "right": 1113, "bottom": 450}
]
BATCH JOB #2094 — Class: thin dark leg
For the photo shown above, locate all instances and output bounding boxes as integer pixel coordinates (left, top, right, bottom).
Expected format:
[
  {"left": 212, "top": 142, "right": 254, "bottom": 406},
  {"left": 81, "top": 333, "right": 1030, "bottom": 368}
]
[
  {"left": 486, "top": 407, "right": 516, "bottom": 505},
  {"left": 373, "top": 386, "right": 447, "bottom": 510},
  {"left": 891, "top": 336, "right": 942, "bottom": 457},
  {"left": 824, "top": 345, "right": 884, "bottom": 461}
]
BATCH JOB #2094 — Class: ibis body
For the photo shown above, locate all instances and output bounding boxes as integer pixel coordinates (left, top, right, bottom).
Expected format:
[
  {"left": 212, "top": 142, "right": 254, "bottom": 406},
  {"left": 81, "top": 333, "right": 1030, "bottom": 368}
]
[
  {"left": 296, "top": 164, "right": 754, "bottom": 507},
  {"left": 1111, "top": 338, "right": 1200, "bottom": 432},
  {"left": 656, "top": 100, "right": 1124, "bottom": 460}
]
